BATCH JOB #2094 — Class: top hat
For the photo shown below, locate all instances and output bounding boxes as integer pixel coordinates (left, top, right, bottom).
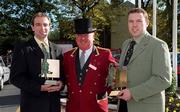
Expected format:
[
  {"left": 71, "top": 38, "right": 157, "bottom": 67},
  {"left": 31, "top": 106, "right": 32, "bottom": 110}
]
[{"left": 74, "top": 18, "right": 96, "bottom": 34}]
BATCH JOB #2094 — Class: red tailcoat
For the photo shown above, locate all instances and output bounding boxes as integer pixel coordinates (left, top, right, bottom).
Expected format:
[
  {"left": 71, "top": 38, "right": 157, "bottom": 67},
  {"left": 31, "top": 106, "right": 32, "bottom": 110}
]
[{"left": 63, "top": 46, "right": 116, "bottom": 112}]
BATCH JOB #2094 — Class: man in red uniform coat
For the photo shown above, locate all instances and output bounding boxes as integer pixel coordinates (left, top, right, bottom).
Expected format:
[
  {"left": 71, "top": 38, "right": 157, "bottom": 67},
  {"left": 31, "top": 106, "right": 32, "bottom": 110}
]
[{"left": 63, "top": 18, "right": 116, "bottom": 112}]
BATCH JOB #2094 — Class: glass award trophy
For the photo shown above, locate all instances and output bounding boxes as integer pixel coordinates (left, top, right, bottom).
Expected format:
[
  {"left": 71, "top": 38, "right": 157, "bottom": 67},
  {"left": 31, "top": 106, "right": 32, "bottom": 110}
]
[
  {"left": 109, "top": 65, "right": 128, "bottom": 96},
  {"left": 41, "top": 59, "right": 60, "bottom": 85}
]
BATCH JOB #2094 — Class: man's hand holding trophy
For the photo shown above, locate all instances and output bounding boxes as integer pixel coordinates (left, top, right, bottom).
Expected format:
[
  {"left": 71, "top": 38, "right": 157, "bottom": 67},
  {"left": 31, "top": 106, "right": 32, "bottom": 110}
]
[{"left": 107, "top": 63, "right": 128, "bottom": 96}]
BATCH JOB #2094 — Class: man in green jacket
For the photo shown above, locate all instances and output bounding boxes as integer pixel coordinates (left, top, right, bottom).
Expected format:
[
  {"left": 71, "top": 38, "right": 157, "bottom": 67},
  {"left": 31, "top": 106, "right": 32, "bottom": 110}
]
[{"left": 117, "top": 8, "right": 172, "bottom": 112}]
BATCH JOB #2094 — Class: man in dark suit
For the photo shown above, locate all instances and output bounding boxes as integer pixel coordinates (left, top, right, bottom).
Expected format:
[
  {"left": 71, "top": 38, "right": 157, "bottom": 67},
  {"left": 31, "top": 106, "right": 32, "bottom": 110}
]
[
  {"left": 10, "top": 12, "right": 64, "bottom": 112},
  {"left": 63, "top": 18, "right": 116, "bottom": 112}
]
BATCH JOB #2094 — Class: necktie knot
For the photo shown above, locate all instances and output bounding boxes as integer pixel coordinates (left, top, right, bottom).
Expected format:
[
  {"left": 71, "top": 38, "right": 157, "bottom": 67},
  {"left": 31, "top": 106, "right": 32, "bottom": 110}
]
[
  {"left": 130, "top": 40, "right": 136, "bottom": 47},
  {"left": 41, "top": 43, "right": 50, "bottom": 59}
]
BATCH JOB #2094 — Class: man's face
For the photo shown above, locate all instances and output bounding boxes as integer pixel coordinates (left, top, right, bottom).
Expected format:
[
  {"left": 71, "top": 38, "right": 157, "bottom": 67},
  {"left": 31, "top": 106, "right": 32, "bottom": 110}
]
[
  {"left": 31, "top": 17, "right": 50, "bottom": 40},
  {"left": 128, "top": 13, "right": 149, "bottom": 38},
  {"left": 75, "top": 32, "right": 94, "bottom": 51}
]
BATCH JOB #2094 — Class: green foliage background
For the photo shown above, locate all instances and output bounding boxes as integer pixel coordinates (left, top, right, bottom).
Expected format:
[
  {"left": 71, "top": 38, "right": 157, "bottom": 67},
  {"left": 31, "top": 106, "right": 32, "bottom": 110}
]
[{"left": 0, "top": 0, "right": 179, "bottom": 54}]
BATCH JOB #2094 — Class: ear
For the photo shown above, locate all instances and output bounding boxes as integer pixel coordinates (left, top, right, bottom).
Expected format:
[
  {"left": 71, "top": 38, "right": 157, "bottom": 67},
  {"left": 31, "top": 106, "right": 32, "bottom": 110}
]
[
  {"left": 31, "top": 25, "right": 34, "bottom": 31},
  {"left": 146, "top": 19, "right": 149, "bottom": 27},
  {"left": 75, "top": 36, "right": 78, "bottom": 42}
]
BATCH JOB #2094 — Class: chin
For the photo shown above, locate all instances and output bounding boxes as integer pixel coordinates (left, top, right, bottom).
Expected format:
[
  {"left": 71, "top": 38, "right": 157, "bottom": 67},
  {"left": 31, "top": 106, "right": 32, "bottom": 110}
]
[{"left": 132, "top": 33, "right": 140, "bottom": 37}]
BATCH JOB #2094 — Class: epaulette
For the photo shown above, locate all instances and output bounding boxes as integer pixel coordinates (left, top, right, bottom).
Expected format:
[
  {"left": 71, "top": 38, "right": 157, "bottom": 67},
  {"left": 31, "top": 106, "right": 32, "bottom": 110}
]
[
  {"left": 71, "top": 47, "right": 78, "bottom": 51},
  {"left": 97, "top": 47, "right": 111, "bottom": 52},
  {"left": 70, "top": 47, "right": 78, "bottom": 57}
]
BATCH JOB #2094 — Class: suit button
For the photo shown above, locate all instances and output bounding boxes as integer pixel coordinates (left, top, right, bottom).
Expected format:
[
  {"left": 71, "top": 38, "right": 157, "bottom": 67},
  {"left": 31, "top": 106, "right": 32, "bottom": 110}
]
[
  {"left": 71, "top": 92, "right": 74, "bottom": 94},
  {"left": 78, "top": 83, "right": 81, "bottom": 86},
  {"left": 94, "top": 82, "right": 97, "bottom": 85},
  {"left": 79, "top": 90, "right": 82, "bottom": 93}
]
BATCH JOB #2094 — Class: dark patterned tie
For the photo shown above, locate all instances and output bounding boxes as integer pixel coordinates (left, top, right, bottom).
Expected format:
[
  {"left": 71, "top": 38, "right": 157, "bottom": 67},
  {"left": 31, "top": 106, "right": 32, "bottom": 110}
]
[
  {"left": 80, "top": 51, "right": 86, "bottom": 69},
  {"left": 124, "top": 40, "right": 136, "bottom": 66},
  {"left": 119, "top": 40, "right": 136, "bottom": 112}
]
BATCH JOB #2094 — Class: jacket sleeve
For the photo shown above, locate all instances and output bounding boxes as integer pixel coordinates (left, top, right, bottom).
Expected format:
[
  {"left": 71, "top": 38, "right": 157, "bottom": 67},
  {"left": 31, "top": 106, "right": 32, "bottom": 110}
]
[{"left": 10, "top": 43, "right": 42, "bottom": 96}]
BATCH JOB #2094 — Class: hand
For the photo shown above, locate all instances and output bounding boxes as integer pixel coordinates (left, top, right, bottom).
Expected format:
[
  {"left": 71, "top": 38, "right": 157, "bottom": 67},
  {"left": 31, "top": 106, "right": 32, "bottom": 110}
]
[
  {"left": 117, "top": 88, "right": 132, "bottom": 101},
  {"left": 41, "top": 81, "right": 63, "bottom": 92},
  {"left": 48, "top": 81, "right": 63, "bottom": 92}
]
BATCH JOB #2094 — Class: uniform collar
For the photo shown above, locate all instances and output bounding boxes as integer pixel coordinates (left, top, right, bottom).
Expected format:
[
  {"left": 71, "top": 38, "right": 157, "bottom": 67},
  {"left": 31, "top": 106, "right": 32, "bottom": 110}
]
[{"left": 70, "top": 46, "right": 99, "bottom": 57}]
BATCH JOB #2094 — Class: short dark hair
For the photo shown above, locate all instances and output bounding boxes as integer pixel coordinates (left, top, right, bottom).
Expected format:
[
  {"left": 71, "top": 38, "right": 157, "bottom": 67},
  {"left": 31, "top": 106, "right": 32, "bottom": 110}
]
[
  {"left": 128, "top": 8, "right": 149, "bottom": 21},
  {"left": 31, "top": 12, "right": 51, "bottom": 26}
]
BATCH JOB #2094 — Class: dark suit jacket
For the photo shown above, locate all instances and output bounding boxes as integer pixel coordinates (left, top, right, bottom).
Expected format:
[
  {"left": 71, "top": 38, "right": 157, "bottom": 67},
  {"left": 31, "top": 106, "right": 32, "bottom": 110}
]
[{"left": 10, "top": 38, "right": 63, "bottom": 112}]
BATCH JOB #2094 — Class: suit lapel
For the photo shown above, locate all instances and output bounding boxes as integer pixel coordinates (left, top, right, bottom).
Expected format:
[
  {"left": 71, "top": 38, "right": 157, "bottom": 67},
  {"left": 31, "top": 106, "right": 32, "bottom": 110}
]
[
  {"left": 29, "top": 38, "right": 57, "bottom": 60},
  {"left": 119, "top": 40, "right": 131, "bottom": 68},
  {"left": 83, "top": 46, "right": 98, "bottom": 70},
  {"left": 129, "top": 35, "right": 150, "bottom": 64},
  {"left": 29, "top": 38, "right": 44, "bottom": 58}
]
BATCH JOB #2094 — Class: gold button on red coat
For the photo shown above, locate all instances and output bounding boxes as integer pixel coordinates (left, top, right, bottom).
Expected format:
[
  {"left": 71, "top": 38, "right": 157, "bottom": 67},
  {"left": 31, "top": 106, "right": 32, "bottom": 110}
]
[{"left": 89, "top": 91, "right": 93, "bottom": 94}]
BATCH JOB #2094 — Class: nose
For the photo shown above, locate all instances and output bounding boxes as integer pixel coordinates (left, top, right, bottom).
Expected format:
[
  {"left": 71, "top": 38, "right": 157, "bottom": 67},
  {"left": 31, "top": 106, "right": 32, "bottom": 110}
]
[
  {"left": 132, "top": 22, "right": 137, "bottom": 27},
  {"left": 81, "top": 37, "right": 85, "bottom": 40},
  {"left": 41, "top": 25, "right": 45, "bottom": 29},
  {"left": 40, "top": 25, "right": 47, "bottom": 32}
]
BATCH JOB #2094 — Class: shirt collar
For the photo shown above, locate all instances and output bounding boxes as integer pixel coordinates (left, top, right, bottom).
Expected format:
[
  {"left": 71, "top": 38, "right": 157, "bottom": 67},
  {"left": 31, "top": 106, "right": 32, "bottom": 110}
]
[
  {"left": 79, "top": 46, "right": 93, "bottom": 55},
  {"left": 34, "top": 36, "right": 49, "bottom": 47},
  {"left": 133, "top": 31, "right": 148, "bottom": 44}
]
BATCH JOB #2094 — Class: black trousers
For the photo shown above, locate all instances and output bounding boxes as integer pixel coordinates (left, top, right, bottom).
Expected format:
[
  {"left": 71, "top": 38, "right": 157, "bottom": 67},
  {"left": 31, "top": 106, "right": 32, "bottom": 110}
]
[{"left": 118, "top": 99, "right": 128, "bottom": 112}]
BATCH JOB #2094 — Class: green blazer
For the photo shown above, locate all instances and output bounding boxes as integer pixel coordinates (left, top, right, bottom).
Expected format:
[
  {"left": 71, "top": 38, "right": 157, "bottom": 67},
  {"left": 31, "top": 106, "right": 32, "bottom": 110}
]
[{"left": 119, "top": 32, "right": 172, "bottom": 112}]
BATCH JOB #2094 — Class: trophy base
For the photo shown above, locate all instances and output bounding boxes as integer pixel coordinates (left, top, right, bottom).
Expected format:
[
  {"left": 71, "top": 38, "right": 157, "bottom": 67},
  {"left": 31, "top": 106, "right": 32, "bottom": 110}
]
[
  {"left": 44, "top": 80, "right": 57, "bottom": 85},
  {"left": 109, "top": 90, "right": 120, "bottom": 96}
]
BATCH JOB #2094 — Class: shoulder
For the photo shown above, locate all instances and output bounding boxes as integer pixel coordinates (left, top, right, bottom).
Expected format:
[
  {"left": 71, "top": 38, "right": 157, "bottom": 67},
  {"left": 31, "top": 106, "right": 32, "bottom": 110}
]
[
  {"left": 12, "top": 39, "right": 32, "bottom": 57},
  {"left": 95, "top": 47, "right": 113, "bottom": 56},
  {"left": 96, "top": 47, "right": 111, "bottom": 53},
  {"left": 14, "top": 40, "right": 30, "bottom": 50},
  {"left": 64, "top": 47, "right": 78, "bottom": 56},
  {"left": 149, "top": 36, "right": 168, "bottom": 46},
  {"left": 49, "top": 42, "right": 61, "bottom": 51},
  {"left": 146, "top": 35, "right": 169, "bottom": 52}
]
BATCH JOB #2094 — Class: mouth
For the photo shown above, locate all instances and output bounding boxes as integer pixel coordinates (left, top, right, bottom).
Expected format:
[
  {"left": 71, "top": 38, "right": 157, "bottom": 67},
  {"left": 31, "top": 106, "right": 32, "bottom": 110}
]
[
  {"left": 132, "top": 29, "right": 138, "bottom": 33},
  {"left": 40, "top": 32, "right": 47, "bottom": 36}
]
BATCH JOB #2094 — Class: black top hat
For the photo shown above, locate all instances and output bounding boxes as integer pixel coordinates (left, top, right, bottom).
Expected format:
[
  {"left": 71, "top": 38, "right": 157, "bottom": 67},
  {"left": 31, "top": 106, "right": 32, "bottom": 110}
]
[{"left": 74, "top": 18, "right": 96, "bottom": 34}]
